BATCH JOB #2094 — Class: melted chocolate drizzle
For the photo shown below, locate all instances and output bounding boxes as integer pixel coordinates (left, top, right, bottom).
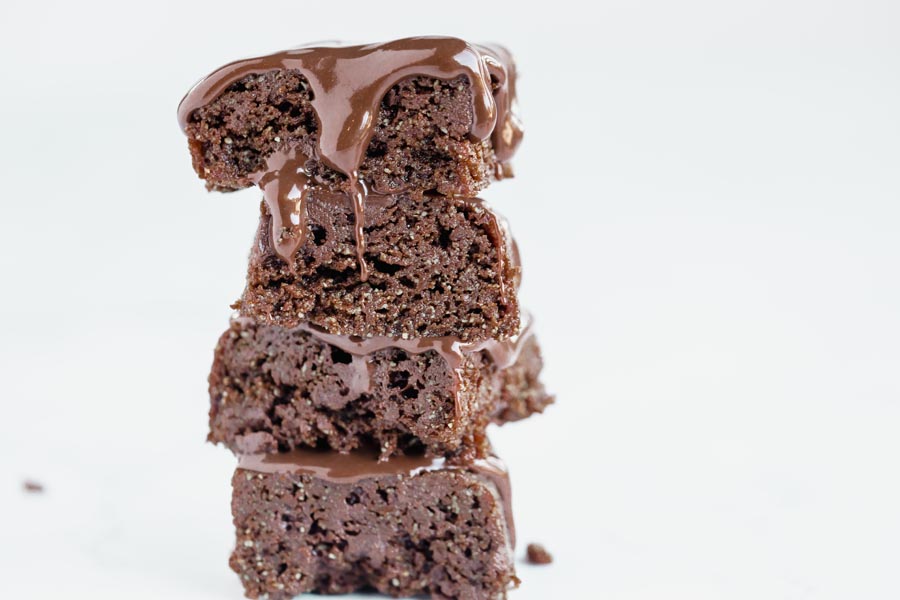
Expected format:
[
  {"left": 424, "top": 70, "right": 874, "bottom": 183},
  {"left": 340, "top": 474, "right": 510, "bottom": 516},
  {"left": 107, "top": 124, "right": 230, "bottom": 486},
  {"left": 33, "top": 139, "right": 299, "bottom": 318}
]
[
  {"left": 239, "top": 446, "right": 516, "bottom": 547},
  {"left": 178, "top": 37, "right": 522, "bottom": 279}
]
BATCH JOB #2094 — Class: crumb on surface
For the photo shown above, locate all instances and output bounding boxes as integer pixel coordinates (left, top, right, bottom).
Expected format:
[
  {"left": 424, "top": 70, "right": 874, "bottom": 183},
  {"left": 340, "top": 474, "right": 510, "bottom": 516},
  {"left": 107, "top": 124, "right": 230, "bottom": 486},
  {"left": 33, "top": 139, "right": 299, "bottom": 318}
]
[
  {"left": 23, "top": 480, "right": 44, "bottom": 494},
  {"left": 526, "top": 543, "right": 553, "bottom": 565}
]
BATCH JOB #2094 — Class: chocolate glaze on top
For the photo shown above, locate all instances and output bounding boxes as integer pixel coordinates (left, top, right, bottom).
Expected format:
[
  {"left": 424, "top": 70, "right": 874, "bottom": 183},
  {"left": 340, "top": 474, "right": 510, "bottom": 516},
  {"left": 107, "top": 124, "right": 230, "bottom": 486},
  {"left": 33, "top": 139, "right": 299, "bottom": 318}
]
[
  {"left": 239, "top": 446, "right": 515, "bottom": 547},
  {"left": 178, "top": 37, "right": 522, "bottom": 279}
]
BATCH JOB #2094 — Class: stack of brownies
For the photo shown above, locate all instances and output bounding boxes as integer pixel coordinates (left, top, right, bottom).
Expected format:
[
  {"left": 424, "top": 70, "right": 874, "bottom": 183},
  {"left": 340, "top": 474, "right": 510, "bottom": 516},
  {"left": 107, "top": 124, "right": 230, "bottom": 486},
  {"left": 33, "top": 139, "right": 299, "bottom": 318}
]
[{"left": 178, "top": 37, "right": 553, "bottom": 599}]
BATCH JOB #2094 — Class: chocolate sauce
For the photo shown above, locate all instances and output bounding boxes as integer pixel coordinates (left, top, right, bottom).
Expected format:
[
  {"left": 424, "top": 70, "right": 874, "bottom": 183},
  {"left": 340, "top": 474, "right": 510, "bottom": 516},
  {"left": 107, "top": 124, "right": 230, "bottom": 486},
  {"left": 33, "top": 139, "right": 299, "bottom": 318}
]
[
  {"left": 239, "top": 446, "right": 516, "bottom": 547},
  {"left": 178, "top": 37, "right": 522, "bottom": 278},
  {"left": 251, "top": 148, "right": 312, "bottom": 268},
  {"left": 239, "top": 447, "right": 440, "bottom": 482},
  {"left": 470, "top": 197, "right": 522, "bottom": 296}
]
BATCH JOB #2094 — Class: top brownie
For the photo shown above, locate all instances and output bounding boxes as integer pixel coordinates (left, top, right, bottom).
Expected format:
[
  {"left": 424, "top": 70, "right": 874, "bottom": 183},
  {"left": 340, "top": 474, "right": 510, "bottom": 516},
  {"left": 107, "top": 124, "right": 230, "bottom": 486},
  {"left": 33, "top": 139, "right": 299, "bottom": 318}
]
[
  {"left": 184, "top": 72, "right": 500, "bottom": 196},
  {"left": 179, "top": 38, "right": 522, "bottom": 198}
]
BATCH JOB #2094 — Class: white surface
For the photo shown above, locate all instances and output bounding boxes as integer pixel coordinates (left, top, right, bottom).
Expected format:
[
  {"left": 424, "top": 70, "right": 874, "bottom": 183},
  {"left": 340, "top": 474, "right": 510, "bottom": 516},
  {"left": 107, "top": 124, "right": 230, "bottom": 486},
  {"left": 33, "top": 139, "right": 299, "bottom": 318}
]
[{"left": 1, "top": 0, "right": 899, "bottom": 598}]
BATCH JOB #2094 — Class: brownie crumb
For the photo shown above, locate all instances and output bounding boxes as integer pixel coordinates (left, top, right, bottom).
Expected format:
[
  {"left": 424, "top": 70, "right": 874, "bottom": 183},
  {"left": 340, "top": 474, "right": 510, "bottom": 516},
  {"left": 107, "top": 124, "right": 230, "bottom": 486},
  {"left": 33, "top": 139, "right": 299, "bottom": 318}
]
[
  {"left": 526, "top": 543, "right": 553, "bottom": 565},
  {"left": 23, "top": 480, "right": 44, "bottom": 494}
]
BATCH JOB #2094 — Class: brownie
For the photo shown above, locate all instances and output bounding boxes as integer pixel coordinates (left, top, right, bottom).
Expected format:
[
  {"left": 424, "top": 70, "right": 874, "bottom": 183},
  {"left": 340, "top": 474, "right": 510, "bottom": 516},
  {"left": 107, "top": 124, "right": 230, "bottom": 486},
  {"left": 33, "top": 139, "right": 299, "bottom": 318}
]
[
  {"left": 238, "top": 192, "right": 521, "bottom": 342},
  {"left": 208, "top": 317, "right": 552, "bottom": 459},
  {"left": 185, "top": 73, "right": 500, "bottom": 196},
  {"left": 230, "top": 448, "right": 517, "bottom": 600}
]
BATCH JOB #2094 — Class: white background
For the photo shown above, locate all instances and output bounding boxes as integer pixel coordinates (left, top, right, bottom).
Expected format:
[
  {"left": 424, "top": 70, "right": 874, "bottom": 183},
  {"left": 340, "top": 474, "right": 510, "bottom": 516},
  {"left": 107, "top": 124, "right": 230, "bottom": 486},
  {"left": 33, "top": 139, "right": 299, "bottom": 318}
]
[{"left": 1, "top": 0, "right": 898, "bottom": 598}]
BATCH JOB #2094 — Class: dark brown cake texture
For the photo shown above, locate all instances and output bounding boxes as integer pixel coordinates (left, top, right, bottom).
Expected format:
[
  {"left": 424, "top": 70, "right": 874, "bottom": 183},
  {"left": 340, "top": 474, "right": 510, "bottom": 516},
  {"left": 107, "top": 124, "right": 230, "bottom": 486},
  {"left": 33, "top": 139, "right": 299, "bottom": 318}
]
[
  {"left": 208, "top": 316, "right": 552, "bottom": 459},
  {"left": 178, "top": 39, "right": 521, "bottom": 196},
  {"left": 184, "top": 72, "right": 498, "bottom": 197},
  {"left": 231, "top": 448, "right": 517, "bottom": 600},
  {"left": 239, "top": 192, "right": 521, "bottom": 342},
  {"left": 178, "top": 38, "right": 522, "bottom": 282}
]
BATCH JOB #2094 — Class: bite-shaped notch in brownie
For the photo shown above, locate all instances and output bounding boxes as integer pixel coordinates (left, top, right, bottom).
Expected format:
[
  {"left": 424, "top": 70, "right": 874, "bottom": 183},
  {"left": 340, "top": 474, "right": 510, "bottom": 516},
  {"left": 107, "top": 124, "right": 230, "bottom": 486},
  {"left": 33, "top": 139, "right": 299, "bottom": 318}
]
[
  {"left": 208, "top": 317, "right": 553, "bottom": 459},
  {"left": 185, "top": 73, "right": 501, "bottom": 196},
  {"left": 239, "top": 192, "right": 521, "bottom": 342},
  {"left": 230, "top": 448, "right": 517, "bottom": 599}
]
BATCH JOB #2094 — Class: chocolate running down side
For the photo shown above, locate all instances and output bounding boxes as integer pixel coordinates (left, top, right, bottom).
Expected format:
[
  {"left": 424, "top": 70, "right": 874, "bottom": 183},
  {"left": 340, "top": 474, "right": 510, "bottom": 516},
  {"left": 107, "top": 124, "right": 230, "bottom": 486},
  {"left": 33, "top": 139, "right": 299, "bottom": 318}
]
[
  {"left": 238, "top": 445, "right": 516, "bottom": 547},
  {"left": 178, "top": 37, "right": 522, "bottom": 279}
]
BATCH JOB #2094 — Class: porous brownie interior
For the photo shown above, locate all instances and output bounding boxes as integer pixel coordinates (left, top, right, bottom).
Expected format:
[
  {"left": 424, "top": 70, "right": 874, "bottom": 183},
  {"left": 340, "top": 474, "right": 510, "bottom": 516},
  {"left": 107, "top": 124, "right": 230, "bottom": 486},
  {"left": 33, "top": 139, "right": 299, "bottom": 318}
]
[
  {"left": 239, "top": 192, "right": 521, "bottom": 341},
  {"left": 209, "top": 321, "right": 478, "bottom": 457},
  {"left": 231, "top": 468, "right": 514, "bottom": 599},
  {"left": 186, "top": 72, "right": 497, "bottom": 196},
  {"left": 208, "top": 319, "right": 553, "bottom": 459}
]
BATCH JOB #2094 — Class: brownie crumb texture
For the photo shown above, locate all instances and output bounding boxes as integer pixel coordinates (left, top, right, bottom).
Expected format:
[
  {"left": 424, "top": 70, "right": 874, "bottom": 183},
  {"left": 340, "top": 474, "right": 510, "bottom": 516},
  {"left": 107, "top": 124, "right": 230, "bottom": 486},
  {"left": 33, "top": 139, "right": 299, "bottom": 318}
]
[
  {"left": 241, "top": 192, "right": 521, "bottom": 341},
  {"left": 207, "top": 318, "right": 553, "bottom": 459},
  {"left": 526, "top": 543, "right": 553, "bottom": 565},
  {"left": 231, "top": 468, "right": 516, "bottom": 599}
]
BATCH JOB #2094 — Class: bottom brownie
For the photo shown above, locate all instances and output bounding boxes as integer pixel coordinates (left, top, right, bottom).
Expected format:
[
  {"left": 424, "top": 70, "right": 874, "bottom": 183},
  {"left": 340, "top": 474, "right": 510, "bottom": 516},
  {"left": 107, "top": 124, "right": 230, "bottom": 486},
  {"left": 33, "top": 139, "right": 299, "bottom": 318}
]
[{"left": 231, "top": 447, "right": 517, "bottom": 599}]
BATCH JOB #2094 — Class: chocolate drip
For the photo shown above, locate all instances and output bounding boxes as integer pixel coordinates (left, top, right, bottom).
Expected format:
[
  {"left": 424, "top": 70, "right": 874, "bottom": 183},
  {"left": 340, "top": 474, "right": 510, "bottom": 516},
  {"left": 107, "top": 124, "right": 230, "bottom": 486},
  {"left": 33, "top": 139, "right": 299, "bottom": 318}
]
[
  {"left": 252, "top": 149, "right": 311, "bottom": 265},
  {"left": 468, "top": 455, "right": 516, "bottom": 548},
  {"left": 239, "top": 446, "right": 515, "bottom": 547},
  {"left": 479, "top": 44, "right": 523, "bottom": 171},
  {"left": 178, "top": 37, "right": 522, "bottom": 278}
]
